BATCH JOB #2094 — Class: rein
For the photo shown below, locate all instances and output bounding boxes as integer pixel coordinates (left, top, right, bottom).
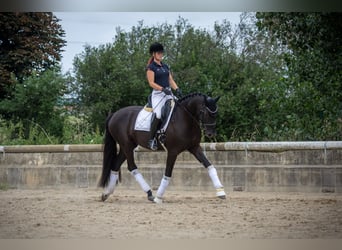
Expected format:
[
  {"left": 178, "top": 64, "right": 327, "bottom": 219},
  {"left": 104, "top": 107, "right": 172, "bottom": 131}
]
[
  {"left": 176, "top": 99, "right": 200, "bottom": 127},
  {"left": 174, "top": 95, "right": 217, "bottom": 130}
]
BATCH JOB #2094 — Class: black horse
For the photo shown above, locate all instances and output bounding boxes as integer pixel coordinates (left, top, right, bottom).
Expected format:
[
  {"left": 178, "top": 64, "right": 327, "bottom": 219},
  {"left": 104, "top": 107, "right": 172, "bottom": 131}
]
[{"left": 99, "top": 93, "right": 226, "bottom": 203}]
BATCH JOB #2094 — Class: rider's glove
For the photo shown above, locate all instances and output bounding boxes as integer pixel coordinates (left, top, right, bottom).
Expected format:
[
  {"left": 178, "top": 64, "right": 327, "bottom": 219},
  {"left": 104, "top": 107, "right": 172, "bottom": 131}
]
[
  {"left": 162, "top": 87, "right": 172, "bottom": 95},
  {"left": 175, "top": 88, "right": 182, "bottom": 98}
]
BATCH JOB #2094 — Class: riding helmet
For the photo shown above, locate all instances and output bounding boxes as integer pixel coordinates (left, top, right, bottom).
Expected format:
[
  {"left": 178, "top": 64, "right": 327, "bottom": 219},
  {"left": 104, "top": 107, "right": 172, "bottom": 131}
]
[{"left": 149, "top": 42, "right": 164, "bottom": 54}]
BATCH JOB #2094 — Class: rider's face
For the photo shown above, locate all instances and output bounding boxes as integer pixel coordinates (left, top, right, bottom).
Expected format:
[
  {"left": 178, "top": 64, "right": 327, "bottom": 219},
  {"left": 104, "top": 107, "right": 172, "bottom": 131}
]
[{"left": 153, "top": 51, "right": 164, "bottom": 61}]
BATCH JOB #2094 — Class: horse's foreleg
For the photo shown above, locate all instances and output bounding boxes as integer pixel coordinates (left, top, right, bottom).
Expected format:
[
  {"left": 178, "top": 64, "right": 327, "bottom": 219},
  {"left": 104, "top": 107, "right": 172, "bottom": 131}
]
[
  {"left": 207, "top": 165, "right": 226, "bottom": 199},
  {"left": 154, "top": 152, "right": 177, "bottom": 204},
  {"left": 189, "top": 146, "right": 226, "bottom": 199}
]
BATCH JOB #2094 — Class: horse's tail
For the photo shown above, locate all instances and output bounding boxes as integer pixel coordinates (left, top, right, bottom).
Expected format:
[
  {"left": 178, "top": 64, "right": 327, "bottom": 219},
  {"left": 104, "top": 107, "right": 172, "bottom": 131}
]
[{"left": 98, "top": 113, "right": 118, "bottom": 188}]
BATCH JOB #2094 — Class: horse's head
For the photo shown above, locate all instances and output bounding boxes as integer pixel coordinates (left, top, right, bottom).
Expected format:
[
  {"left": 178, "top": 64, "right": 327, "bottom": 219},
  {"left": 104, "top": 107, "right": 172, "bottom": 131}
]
[{"left": 200, "top": 96, "right": 220, "bottom": 139}]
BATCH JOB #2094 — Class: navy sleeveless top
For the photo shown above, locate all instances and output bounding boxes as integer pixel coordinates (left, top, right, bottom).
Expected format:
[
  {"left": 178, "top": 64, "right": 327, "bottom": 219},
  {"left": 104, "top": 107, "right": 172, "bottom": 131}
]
[{"left": 147, "top": 61, "right": 170, "bottom": 88}]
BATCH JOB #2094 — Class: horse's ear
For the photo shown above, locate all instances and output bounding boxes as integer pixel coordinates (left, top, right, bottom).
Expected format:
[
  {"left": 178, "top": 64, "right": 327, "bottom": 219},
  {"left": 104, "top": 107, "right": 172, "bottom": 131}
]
[{"left": 214, "top": 96, "right": 221, "bottom": 103}]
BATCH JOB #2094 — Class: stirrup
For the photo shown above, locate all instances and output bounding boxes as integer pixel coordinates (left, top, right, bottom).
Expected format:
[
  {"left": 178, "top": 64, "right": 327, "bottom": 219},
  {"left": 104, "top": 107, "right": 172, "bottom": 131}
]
[
  {"left": 158, "top": 133, "right": 166, "bottom": 144},
  {"left": 148, "top": 138, "right": 158, "bottom": 151}
]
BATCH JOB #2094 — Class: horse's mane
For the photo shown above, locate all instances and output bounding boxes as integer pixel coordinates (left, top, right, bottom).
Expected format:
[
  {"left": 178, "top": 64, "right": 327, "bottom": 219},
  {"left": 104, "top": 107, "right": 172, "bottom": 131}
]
[{"left": 177, "top": 93, "right": 207, "bottom": 104}]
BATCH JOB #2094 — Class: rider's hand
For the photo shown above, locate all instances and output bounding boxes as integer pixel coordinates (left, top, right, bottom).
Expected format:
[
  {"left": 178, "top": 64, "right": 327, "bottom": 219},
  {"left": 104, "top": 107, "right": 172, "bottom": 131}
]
[
  {"left": 175, "top": 88, "right": 182, "bottom": 98},
  {"left": 162, "top": 87, "right": 172, "bottom": 95}
]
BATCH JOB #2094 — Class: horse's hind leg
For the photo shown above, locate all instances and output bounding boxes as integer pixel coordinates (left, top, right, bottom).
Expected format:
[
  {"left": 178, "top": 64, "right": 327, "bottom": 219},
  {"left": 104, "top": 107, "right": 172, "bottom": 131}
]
[
  {"left": 124, "top": 146, "right": 154, "bottom": 201},
  {"left": 130, "top": 169, "right": 154, "bottom": 201},
  {"left": 153, "top": 152, "right": 178, "bottom": 204},
  {"left": 102, "top": 150, "right": 126, "bottom": 201}
]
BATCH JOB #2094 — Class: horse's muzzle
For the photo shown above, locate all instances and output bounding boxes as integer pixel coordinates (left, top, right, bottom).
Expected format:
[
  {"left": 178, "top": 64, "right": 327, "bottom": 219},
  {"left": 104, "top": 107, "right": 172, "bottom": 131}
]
[{"left": 205, "top": 129, "right": 216, "bottom": 138}]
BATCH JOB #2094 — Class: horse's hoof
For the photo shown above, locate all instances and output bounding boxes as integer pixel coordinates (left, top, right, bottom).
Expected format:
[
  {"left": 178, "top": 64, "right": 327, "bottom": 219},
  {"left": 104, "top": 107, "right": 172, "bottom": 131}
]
[
  {"left": 101, "top": 193, "right": 109, "bottom": 202},
  {"left": 153, "top": 197, "right": 163, "bottom": 204},
  {"left": 216, "top": 188, "right": 226, "bottom": 199},
  {"left": 148, "top": 195, "right": 155, "bottom": 202}
]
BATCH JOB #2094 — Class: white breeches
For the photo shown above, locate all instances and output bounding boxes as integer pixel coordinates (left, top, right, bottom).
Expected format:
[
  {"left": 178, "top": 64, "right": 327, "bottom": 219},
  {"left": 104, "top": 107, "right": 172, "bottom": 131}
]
[{"left": 151, "top": 89, "right": 173, "bottom": 119}]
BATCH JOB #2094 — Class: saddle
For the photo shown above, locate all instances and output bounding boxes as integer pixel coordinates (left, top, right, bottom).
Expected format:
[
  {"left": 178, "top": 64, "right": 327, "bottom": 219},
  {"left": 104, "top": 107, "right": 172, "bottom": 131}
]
[
  {"left": 144, "top": 94, "right": 153, "bottom": 112},
  {"left": 134, "top": 95, "right": 175, "bottom": 137}
]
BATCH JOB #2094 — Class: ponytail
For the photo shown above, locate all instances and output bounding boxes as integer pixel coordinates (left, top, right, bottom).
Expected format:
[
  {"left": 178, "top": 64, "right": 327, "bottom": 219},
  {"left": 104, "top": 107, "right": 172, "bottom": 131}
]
[{"left": 146, "top": 56, "right": 154, "bottom": 67}]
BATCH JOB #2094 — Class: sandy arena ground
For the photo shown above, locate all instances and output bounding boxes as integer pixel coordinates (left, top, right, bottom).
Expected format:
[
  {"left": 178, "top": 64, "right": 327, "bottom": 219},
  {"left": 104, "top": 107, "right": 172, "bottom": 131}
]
[{"left": 0, "top": 188, "right": 341, "bottom": 239}]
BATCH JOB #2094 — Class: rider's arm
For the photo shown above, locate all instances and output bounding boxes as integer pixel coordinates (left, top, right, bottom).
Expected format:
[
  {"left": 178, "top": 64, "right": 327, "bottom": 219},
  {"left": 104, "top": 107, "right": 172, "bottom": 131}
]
[
  {"left": 169, "top": 73, "right": 179, "bottom": 90},
  {"left": 146, "top": 69, "right": 163, "bottom": 91}
]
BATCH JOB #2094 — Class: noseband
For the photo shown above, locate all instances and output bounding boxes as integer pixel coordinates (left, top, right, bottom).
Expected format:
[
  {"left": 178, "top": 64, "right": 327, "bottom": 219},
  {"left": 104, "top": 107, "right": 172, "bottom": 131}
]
[{"left": 199, "top": 105, "right": 217, "bottom": 129}]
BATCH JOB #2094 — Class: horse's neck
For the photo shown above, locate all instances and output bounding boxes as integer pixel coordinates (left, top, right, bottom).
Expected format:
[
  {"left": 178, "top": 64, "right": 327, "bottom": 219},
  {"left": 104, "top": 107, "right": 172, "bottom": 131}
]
[{"left": 179, "top": 95, "right": 203, "bottom": 120}]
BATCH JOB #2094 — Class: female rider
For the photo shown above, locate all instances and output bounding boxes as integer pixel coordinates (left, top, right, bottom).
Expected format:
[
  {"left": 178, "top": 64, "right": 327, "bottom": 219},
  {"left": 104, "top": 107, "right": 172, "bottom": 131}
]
[{"left": 146, "top": 42, "right": 182, "bottom": 150}]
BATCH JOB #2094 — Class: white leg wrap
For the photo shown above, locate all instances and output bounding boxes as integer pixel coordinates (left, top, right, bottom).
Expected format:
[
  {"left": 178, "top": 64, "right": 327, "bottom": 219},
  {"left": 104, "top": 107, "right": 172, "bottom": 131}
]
[
  {"left": 131, "top": 169, "right": 151, "bottom": 192},
  {"left": 156, "top": 175, "right": 170, "bottom": 198},
  {"left": 104, "top": 170, "right": 119, "bottom": 195},
  {"left": 208, "top": 165, "right": 223, "bottom": 189},
  {"left": 208, "top": 165, "right": 226, "bottom": 197},
  {"left": 153, "top": 196, "right": 163, "bottom": 204}
]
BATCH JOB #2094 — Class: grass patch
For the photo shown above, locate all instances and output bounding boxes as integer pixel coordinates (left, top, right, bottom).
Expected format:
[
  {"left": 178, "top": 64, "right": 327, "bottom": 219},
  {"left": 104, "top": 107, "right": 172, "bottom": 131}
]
[{"left": 0, "top": 183, "right": 9, "bottom": 191}]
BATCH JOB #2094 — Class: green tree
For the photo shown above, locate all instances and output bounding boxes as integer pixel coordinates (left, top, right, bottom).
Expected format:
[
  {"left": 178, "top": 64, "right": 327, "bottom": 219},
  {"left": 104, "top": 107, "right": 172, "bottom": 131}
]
[
  {"left": 256, "top": 12, "right": 341, "bottom": 85},
  {"left": 256, "top": 12, "right": 342, "bottom": 140},
  {"left": 73, "top": 15, "right": 282, "bottom": 141},
  {"left": 210, "top": 13, "right": 285, "bottom": 141},
  {"left": 0, "top": 68, "right": 67, "bottom": 140},
  {"left": 73, "top": 22, "right": 180, "bottom": 130},
  {"left": 73, "top": 41, "right": 149, "bottom": 130},
  {"left": 0, "top": 12, "right": 66, "bottom": 99}
]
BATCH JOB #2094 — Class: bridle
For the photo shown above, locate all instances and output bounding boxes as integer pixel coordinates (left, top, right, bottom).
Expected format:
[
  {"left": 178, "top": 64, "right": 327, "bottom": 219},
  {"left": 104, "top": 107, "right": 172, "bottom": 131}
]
[
  {"left": 175, "top": 95, "right": 217, "bottom": 131},
  {"left": 199, "top": 105, "right": 217, "bottom": 130}
]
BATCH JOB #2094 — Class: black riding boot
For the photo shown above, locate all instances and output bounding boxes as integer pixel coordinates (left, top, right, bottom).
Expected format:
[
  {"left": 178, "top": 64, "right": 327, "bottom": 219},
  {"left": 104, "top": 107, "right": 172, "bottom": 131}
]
[{"left": 148, "top": 115, "right": 160, "bottom": 151}]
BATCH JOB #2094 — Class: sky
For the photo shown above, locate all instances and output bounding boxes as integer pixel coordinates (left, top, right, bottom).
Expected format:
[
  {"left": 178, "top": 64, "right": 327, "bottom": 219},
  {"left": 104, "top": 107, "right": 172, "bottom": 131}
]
[{"left": 54, "top": 12, "right": 242, "bottom": 74}]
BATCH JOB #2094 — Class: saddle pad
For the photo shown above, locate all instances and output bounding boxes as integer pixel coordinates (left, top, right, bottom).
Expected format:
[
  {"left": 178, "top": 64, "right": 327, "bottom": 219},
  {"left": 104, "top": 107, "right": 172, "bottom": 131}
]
[
  {"left": 134, "top": 99, "right": 175, "bottom": 133},
  {"left": 134, "top": 108, "right": 153, "bottom": 132}
]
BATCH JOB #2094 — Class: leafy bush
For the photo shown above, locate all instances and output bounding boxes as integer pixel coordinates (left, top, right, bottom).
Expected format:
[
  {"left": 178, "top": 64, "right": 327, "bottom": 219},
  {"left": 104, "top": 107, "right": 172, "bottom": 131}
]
[{"left": 0, "top": 117, "right": 103, "bottom": 145}]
